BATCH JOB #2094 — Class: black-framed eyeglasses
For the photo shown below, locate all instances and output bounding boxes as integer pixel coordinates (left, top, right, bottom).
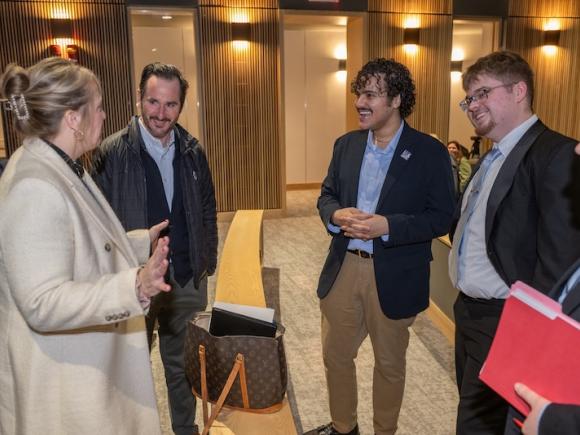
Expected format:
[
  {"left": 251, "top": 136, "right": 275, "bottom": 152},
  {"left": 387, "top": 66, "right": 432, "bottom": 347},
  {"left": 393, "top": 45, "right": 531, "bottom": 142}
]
[{"left": 459, "top": 83, "right": 517, "bottom": 111}]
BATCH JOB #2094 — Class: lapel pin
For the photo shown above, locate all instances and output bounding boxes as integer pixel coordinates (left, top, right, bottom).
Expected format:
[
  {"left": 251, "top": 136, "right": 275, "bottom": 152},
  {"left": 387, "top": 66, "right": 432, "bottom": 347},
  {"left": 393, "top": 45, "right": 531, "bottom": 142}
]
[{"left": 400, "top": 150, "right": 412, "bottom": 160}]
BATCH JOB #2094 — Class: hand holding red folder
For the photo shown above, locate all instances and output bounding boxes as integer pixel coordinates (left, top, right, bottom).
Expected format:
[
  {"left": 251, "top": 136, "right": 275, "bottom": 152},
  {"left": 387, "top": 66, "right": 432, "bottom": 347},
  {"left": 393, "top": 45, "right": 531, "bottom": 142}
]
[{"left": 479, "top": 281, "right": 580, "bottom": 416}]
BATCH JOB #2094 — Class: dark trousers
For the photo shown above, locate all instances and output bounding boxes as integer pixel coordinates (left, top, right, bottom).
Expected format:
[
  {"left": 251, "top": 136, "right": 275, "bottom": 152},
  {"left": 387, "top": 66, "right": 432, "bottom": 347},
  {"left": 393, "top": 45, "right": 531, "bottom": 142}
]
[
  {"left": 454, "top": 293, "right": 509, "bottom": 435},
  {"left": 147, "top": 271, "right": 208, "bottom": 435}
]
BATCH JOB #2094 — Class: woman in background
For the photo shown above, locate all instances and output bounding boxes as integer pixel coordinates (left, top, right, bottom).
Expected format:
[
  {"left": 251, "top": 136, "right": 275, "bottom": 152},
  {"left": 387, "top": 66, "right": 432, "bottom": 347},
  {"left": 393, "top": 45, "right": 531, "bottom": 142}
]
[
  {"left": 447, "top": 139, "right": 472, "bottom": 194},
  {"left": 0, "top": 57, "right": 170, "bottom": 434}
]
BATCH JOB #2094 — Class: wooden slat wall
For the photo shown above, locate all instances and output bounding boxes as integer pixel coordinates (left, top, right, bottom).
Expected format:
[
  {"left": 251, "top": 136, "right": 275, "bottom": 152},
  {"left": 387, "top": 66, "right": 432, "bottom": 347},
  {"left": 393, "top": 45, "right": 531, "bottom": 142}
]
[
  {"left": 368, "top": 0, "right": 451, "bottom": 14},
  {"left": 506, "top": 0, "right": 580, "bottom": 139},
  {"left": 198, "top": 4, "right": 281, "bottom": 211},
  {"left": 0, "top": 0, "right": 132, "bottom": 156},
  {"left": 368, "top": 11, "right": 453, "bottom": 139},
  {"left": 200, "top": 0, "right": 277, "bottom": 7},
  {"left": 509, "top": 0, "right": 580, "bottom": 17}
]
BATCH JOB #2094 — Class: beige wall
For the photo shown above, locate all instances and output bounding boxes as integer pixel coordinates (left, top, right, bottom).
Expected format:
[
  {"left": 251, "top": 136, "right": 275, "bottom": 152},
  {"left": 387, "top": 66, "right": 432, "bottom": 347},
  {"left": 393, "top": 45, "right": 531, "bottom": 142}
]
[
  {"left": 284, "top": 27, "right": 347, "bottom": 185},
  {"left": 131, "top": 12, "right": 200, "bottom": 138}
]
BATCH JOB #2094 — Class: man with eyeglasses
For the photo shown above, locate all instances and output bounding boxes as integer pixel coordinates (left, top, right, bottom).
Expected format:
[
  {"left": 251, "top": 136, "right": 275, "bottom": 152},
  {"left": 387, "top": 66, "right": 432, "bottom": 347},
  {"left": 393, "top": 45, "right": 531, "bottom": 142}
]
[{"left": 449, "top": 51, "right": 580, "bottom": 434}]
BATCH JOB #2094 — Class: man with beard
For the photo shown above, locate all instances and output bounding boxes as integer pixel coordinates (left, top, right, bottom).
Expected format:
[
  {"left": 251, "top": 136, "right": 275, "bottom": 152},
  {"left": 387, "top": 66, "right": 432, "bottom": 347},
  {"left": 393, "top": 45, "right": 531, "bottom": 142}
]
[
  {"left": 306, "top": 58, "right": 455, "bottom": 435},
  {"left": 449, "top": 51, "right": 580, "bottom": 434},
  {"left": 92, "top": 63, "right": 217, "bottom": 435}
]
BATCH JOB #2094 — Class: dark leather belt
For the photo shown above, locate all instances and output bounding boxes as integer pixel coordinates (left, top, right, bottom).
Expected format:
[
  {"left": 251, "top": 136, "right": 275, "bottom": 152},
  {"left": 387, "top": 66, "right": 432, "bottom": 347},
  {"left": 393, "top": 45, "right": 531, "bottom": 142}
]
[
  {"left": 459, "top": 292, "right": 505, "bottom": 307},
  {"left": 347, "top": 249, "right": 373, "bottom": 259}
]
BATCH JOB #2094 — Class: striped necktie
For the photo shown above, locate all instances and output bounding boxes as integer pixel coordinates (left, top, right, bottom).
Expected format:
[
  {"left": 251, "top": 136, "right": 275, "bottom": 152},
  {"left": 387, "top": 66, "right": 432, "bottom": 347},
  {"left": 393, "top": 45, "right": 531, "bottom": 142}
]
[{"left": 558, "top": 266, "right": 580, "bottom": 304}]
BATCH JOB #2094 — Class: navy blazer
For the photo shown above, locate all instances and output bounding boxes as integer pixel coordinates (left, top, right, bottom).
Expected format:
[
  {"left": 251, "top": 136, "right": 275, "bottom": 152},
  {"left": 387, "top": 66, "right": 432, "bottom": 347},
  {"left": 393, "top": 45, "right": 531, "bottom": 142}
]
[{"left": 317, "top": 123, "right": 456, "bottom": 319}]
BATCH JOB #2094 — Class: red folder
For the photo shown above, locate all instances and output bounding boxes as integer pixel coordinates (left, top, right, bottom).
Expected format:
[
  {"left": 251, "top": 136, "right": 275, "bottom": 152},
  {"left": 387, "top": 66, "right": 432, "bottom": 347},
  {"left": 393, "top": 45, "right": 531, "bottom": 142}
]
[{"left": 479, "top": 280, "right": 580, "bottom": 416}]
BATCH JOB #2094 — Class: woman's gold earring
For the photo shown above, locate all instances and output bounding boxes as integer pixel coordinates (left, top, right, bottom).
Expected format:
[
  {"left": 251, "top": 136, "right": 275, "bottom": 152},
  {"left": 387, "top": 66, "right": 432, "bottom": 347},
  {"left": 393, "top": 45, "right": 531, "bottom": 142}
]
[{"left": 73, "top": 129, "right": 85, "bottom": 142}]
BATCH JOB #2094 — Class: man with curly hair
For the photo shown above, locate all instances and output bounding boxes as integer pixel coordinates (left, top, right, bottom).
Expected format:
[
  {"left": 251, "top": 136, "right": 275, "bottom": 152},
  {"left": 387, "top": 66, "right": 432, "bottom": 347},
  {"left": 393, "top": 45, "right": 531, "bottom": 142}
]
[{"left": 306, "top": 58, "right": 456, "bottom": 435}]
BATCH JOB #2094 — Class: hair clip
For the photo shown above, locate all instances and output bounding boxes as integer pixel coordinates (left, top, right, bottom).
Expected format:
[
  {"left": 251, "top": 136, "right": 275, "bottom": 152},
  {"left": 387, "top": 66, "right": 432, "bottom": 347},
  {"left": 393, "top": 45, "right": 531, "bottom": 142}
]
[{"left": 9, "top": 94, "right": 30, "bottom": 121}]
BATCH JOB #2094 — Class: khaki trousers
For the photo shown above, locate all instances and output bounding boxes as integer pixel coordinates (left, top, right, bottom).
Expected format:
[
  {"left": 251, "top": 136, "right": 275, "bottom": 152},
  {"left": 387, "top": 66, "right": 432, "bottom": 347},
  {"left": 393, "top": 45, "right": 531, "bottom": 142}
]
[{"left": 320, "top": 252, "right": 415, "bottom": 435}]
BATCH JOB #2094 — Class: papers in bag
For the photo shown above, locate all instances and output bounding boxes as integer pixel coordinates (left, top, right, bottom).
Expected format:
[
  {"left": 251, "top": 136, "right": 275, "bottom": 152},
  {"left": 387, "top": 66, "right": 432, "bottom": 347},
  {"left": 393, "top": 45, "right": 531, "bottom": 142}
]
[
  {"left": 209, "top": 302, "right": 276, "bottom": 338},
  {"left": 479, "top": 281, "right": 580, "bottom": 416}
]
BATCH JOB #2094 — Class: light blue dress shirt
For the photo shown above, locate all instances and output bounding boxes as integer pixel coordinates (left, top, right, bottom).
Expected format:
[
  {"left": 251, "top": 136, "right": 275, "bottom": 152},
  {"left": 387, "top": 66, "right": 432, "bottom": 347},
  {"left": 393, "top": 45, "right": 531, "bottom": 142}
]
[
  {"left": 328, "top": 121, "right": 404, "bottom": 254},
  {"left": 138, "top": 117, "right": 176, "bottom": 211}
]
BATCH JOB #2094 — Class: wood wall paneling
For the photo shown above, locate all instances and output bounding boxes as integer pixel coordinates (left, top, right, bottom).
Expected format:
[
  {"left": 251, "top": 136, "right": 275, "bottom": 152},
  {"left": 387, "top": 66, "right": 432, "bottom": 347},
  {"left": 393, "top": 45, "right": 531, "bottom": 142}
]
[
  {"left": 368, "top": 12, "right": 453, "bottom": 140},
  {"left": 506, "top": 16, "right": 580, "bottom": 139},
  {"left": 0, "top": 0, "right": 132, "bottom": 156},
  {"left": 368, "top": 0, "right": 451, "bottom": 14},
  {"left": 198, "top": 6, "right": 281, "bottom": 211},
  {"left": 199, "top": 0, "right": 278, "bottom": 8},
  {"left": 509, "top": 0, "right": 580, "bottom": 18}
]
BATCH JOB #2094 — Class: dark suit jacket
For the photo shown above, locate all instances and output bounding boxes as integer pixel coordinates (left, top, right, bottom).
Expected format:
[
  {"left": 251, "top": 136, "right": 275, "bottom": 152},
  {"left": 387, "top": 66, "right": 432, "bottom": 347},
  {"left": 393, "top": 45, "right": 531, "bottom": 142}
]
[
  {"left": 539, "top": 404, "right": 580, "bottom": 435},
  {"left": 451, "top": 120, "right": 580, "bottom": 294},
  {"left": 317, "top": 123, "right": 456, "bottom": 319}
]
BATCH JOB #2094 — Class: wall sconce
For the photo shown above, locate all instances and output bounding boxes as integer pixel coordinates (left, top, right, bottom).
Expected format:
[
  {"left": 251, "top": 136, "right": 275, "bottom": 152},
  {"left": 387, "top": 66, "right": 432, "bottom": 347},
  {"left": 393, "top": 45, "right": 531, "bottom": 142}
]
[
  {"left": 403, "top": 27, "right": 420, "bottom": 55},
  {"left": 231, "top": 22, "right": 250, "bottom": 50},
  {"left": 450, "top": 60, "right": 463, "bottom": 82},
  {"left": 49, "top": 18, "right": 79, "bottom": 61},
  {"left": 336, "top": 59, "right": 347, "bottom": 82},
  {"left": 50, "top": 18, "right": 73, "bottom": 39},
  {"left": 450, "top": 60, "right": 463, "bottom": 73},
  {"left": 542, "top": 20, "right": 560, "bottom": 56},
  {"left": 543, "top": 29, "right": 560, "bottom": 46},
  {"left": 403, "top": 27, "right": 420, "bottom": 45},
  {"left": 232, "top": 22, "right": 250, "bottom": 42}
]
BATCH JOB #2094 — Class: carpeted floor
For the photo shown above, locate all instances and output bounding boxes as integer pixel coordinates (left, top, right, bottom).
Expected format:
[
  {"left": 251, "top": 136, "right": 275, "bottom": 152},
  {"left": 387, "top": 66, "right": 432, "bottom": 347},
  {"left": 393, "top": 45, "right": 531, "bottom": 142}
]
[{"left": 152, "top": 190, "right": 458, "bottom": 435}]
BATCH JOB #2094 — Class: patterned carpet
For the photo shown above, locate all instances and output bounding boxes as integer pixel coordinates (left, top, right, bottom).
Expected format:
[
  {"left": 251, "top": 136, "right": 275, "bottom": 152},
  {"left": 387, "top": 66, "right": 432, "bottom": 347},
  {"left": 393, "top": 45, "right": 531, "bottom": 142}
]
[{"left": 152, "top": 190, "right": 458, "bottom": 435}]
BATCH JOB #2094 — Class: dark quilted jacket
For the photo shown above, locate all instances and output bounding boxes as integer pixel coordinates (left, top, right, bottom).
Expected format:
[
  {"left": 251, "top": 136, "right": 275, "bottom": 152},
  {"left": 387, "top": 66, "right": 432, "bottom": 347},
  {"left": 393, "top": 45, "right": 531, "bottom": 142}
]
[{"left": 91, "top": 116, "right": 218, "bottom": 288}]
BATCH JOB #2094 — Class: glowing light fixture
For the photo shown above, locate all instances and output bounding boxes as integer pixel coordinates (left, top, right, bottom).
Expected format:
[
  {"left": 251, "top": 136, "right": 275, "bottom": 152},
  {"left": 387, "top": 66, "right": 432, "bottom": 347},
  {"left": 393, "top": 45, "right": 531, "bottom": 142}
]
[
  {"left": 403, "top": 17, "right": 420, "bottom": 55},
  {"left": 50, "top": 18, "right": 78, "bottom": 61},
  {"left": 450, "top": 61, "right": 462, "bottom": 82},
  {"left": 542, "top": 19, "right": 560, "bottom": 56},
  {"left": 403, "top": 27, "right": 420, "bottom": 46},
  {"left": 336, "top": 61, "right": 347, "bottom": 82},
  {"left": 450, "top": 60, "right": 463, "bottom": 73},
  {"left": 333, "top": 44, "right": 347, "bottom": 61},
  {"left": 543, "top": 29, "right": 560, "bottom": 46},
  {"left": 452, "top": 47, "right": 465, "bottom": 62},
  {"left": 232, "top": 22, "right": 250, "bottom": 42},
  {"left": 50, "top": 18, "right": 73, "bottom": 39}
]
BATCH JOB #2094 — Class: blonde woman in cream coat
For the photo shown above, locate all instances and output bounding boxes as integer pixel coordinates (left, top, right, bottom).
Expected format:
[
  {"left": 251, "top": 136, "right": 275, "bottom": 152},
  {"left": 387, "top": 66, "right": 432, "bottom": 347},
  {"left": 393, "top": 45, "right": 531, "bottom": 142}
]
[{"left": 0, "top": 58, "right": 171, "bottom": 434}]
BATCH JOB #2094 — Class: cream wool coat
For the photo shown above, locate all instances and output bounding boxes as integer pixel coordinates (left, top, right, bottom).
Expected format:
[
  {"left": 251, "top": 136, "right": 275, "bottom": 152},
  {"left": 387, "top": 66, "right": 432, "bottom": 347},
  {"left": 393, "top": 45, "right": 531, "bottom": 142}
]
[{"left": 0, "top": 138, "right": 162, "bottom": 435}]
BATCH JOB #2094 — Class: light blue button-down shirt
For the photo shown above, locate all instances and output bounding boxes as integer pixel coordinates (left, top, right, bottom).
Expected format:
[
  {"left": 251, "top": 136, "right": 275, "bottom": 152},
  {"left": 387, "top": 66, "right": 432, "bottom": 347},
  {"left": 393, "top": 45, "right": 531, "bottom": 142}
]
[
  {"left": 453, "top": 114, "right": 538, "bottom": 299},
  {"left": 138, "top": 117, "right": 176, "bottom": 210},
  {"left": 329, "top": 121, "right": 404, "bottom": 253}
]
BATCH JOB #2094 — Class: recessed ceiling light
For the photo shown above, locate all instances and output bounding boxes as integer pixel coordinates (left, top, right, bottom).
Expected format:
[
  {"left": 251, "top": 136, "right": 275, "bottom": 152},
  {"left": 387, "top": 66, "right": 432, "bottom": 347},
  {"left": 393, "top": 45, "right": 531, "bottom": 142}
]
[
  {"left": 161, "top": 15, "right": 173, "bottom": 20},
  {"left": 152, "top": 48, "right": 157, "bottom": 52}
]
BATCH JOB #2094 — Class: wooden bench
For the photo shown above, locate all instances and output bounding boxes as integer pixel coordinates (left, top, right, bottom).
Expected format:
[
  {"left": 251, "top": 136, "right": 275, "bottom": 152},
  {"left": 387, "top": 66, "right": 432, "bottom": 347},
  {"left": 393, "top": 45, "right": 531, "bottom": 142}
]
[
  {"left": 209, "top": 209, "right": 297, "bottom": 435},
  {"left": 215, "top": 209, "right": 265, "bottom": 307}
]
